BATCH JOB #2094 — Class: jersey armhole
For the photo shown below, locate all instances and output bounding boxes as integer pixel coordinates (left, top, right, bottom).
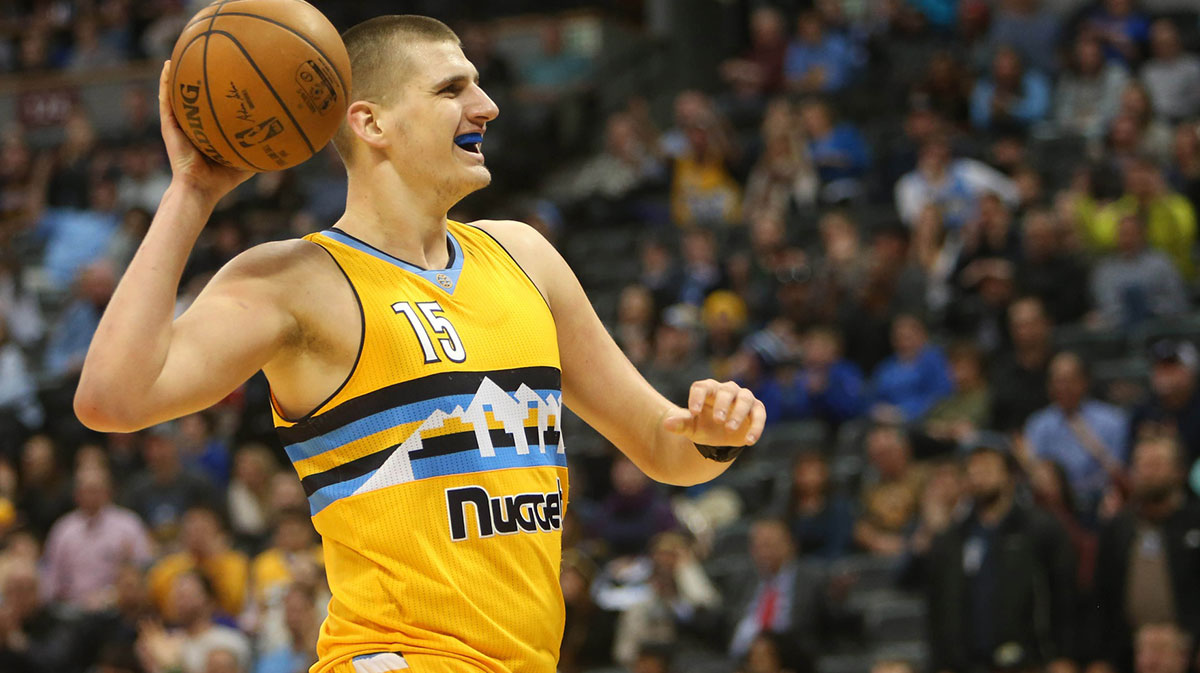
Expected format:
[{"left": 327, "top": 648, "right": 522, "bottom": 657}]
[
  {"left": 270, "top": 241, "right": 366, "bottom": 424},
  {"left": 465, "top": 223, "right": 552, "bottom": 311}
]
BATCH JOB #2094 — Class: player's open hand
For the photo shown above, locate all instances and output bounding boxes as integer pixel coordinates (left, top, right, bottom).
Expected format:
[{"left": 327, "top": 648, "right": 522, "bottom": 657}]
[
  {"left": 158, "top": 60, "right": 253, "bottom": 202},
  {"left": 661, "top": 379, "right": 766, "bottom": 448}
]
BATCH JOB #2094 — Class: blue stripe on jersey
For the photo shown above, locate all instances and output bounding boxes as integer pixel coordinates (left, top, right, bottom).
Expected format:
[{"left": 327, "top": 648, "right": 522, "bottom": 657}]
[
  {"left": 308, "top": 471, "right": 378, "bottom": 515},
  {"left": 284, "top": 390, "right": 561, "bottom": 464},
  {"left": 411, "top": 445, "right": 566, "bottom": 481}
]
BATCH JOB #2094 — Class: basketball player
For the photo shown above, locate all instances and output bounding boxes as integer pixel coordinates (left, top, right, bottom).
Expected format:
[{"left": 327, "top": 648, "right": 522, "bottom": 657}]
[{"left": 76, "top": 15, "right": 766, "bottom": 673}]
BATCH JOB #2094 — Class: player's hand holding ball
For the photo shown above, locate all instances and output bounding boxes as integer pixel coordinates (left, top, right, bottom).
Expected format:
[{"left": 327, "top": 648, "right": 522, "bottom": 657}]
[
  {"left": 662, "top": 379, "right": 767, "bottom": 461},
  {"left": 158, "top": 59, "right": 254, "bottom": 202}
]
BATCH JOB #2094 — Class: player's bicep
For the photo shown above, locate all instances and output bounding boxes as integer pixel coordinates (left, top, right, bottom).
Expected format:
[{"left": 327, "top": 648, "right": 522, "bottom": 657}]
[{"left": 144, "top": 272, "right": 296, "bottom": 424}]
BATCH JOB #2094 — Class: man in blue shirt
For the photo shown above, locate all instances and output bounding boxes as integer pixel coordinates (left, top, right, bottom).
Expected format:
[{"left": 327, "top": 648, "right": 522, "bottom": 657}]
[{"left": 1025, "top": 351, "right": 1129, "bottom": 517}]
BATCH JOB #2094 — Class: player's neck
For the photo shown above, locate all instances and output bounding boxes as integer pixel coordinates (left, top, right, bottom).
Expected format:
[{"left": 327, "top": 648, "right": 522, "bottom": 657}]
[{"left": 339, "top": 168, "right": 452, "bottom": 269}]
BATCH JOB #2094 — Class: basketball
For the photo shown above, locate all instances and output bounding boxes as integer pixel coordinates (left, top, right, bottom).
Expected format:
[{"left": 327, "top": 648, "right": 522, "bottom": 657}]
[{"left": 167, "top": 0, "right": 351, "bottom": 172}]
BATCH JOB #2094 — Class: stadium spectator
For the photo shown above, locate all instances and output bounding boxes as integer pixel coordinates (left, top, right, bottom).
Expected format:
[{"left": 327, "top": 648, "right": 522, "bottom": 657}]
[
  {"left": 869, "top": 313, "right": 954, "bottom": 424},
  {"left": 644, "top": 304, "right": 713, "bottom": 407},
  {"left": 1111, "top": 83, "right": 1175, "bottom": 164},
  {"left": 44, "top": 111, "right": 98, "bottom": 210},
  {"left": 669, "top": 114, "right": 742, "bottom": 228},
  {"left": 783, "top": 11, "right": 863, "bottom": 95},
  {"left": 920, "top": 342, "right": 992, "bottom": 452},
  {"left": 1140, "top": 20, "right": 1200, "bottom": 123},
  {"left": 781, "top": 450, "right": 855, "bottom": 562},
  {"left": 1129, "top": 340, "right": 1200, "bottom": 469},
  {"left": 65, "top": 13, "right": 126, "bottom": 71},
  {"left": 1091, "top": 437, "right": 1200, "bottom": 673},
  {"left": 1025, "top": 352, "right": 1129, "bottom": 517},
  {"left": 225, "top": 444, "right": 279, "bottom": 549},
  {"left": 559, "top": 550, "right": 616, "bottom": 673},
  {"left": 926, "top": 444, "right": 1076, "bottom": 673},
  {"left": 1167, "top": 122, "right": 1200, "bottom": 209},
  {"left": 839, "top": 224, "right": 926, "bottom": 372},
  {"left": 177, "top": 412, "right": 231, "bottom": 491},
  {"left": 152, "top": 571, "right": 251, "bottom": 673},
  {"left": 775, "top": 325, "right": 866, "bottom": 426},
  {"left": 743, "top": 99, "right": 819, "bottom": 224},
  {"left": 1080, "top": 0, "right": 1151, "bottom": 66},
  {"left": 969, "top": 45, "right": 1052, "bottom": 134},
  {"left": 1089, "top": 213, "right": 1188, "bottom": 330},
  {"left": 1030, "top": 454, "right": 1100, "bottom": 590},
  {"left": 989, "top": 297, "right": 1054, "bottom": 432},
  {"left": 558, "top": 111, "right": 666, "bottom": 207},
  {"left": 41, "top": 260, "right": 115, "bottom": 382},
  {"left": 612, "top": 532, "right": 720, "bottom": 666},
  {"left": 0, "top": 317, "right": 43, "bottom": 455},
  {"left": 799, "top": 100, "right": 871, "bottom": 204},
  {"left": 249, "top": 508, "right": 323, "bottom": 652},
  {"left": 253, "top": 583, "right": 320, "bottom": 673},
  {"left": 1081, "top": 156, "right": 1196, "bottom": 278},
  {"left": 122, "top": 426, "right": 218, "bottom": 543},
  {"left": 1054, "top": 35, "right": 1130, "bottom": 142},
  {"left": 1014, "top": 209, "right": 1091, "bottom": 325},
  {"left": 985, "top": 0, "right": 1061, "bottom": 76},
  {"left": 1, "top": 558, "right": 75, "bottom": 672},
  {"left": 15, "top": 434, "right": 73, "bottom": 541},
  {"left": 726, "top": 519, "right": 834, "bottom": 660},
  {"left": 720, "top": 6, "right": 788, "bottom": 99},
  {"left": 147, "top": 505, "right": 249, "bottom": 622},
  {"left": 854, "top": 424, "right": 928, "bottom": 556},
  {"left": 895, "top": 135, "right": 1019, "bottom": 230},
  {"left": 590, "top": 456, "right": 677, "bottom": 558},
  {"left": 41, "top": 465, "right": 152, "bottom": 611},
  {"left": 71, "top": 562, "right": 155, "bottom": 673},
  {"left": 115, "top": 142, "right": 171, "bottom": 213}
]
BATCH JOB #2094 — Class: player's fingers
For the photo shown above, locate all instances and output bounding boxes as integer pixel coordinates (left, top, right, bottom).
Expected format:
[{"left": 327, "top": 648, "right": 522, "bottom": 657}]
[
  {"left": 745, "top": 400, "right": 767, "bottom": 444},
  {"left": 158, "top": 61, "right": 178, "bottom": 129},
  {"left": 687, "top": 379, "right": 718, "bottom": 414},
  {"left": 725, "top": 388, "right": 756, "bottom": 431},
  {"left": 709, "top": 383, "right": 738, "bottom": 422}
]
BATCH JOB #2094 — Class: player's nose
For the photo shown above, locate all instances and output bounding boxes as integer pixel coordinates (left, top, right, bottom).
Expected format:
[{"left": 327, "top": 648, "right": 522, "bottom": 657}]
[{"left": 466, "top": 84, "right": 499, "bottom": 124}]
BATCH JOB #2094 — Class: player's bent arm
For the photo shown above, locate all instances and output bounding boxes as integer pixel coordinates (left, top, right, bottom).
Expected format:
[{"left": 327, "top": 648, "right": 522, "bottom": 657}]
[
  {"left": 473, "top": 220, "right": 764, "bottom": 486},
  {"left": 75, "top": 221, "right": 304, "bottom": 432}
]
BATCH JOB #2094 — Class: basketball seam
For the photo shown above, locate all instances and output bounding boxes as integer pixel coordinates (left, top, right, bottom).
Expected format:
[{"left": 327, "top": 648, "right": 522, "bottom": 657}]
[
  {"left": 202, "top": 24, "right": 271, "bottom": 171},
  {"left": 186, "top": 11, "right": 348, "bottom": 101},
  {"left": 206, "top": 27, "right": 317, "bottom": 156},
  {"left": 183, "top": 0, "right": 314, "bottom": 32}
]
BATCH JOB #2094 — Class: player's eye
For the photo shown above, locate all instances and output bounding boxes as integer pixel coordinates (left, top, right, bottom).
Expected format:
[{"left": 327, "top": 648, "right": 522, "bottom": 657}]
[{"left": 439, "top": 83, "right": 464, "bottom": 96}]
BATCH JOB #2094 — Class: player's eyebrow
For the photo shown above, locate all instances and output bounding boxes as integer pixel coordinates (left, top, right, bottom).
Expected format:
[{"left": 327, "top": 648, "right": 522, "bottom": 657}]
[{"left": 431, "top": 72, "right": 481, "bottom": 91}]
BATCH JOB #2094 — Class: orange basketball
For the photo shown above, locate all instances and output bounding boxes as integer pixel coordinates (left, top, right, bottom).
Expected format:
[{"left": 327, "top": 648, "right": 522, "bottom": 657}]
[{"left": 167, "top": 0, "right": 351, "bottom": 172}]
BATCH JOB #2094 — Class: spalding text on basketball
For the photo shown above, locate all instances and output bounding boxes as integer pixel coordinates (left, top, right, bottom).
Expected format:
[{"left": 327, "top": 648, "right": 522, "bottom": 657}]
[{"left": 178, "top": 82, "right": 233, "bottom": 167}]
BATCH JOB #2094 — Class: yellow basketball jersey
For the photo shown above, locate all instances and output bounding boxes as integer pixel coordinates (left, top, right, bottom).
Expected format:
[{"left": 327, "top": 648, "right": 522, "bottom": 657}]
[{"left": 271, "top": 221, "right": 567, "bottom": 673}]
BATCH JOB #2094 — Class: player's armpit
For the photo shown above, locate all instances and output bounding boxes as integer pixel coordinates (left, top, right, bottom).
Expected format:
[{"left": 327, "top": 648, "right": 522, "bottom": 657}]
[{"left": 75, "top": 241, "right": 307, "bottom": 432}]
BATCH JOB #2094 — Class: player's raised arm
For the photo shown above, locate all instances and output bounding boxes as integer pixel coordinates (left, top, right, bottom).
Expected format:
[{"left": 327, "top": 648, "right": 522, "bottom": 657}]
[
  {"left": 473, "top": 220, "right": 766, "bottom": 486},
  {"left": 74, "top": 62, "right": 283, "bottom": 432}
]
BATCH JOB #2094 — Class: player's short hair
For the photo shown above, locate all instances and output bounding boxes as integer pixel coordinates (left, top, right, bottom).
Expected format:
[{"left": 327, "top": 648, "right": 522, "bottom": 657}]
[{"left": 332, "top": 15, "right": 461, "bottom": 163}]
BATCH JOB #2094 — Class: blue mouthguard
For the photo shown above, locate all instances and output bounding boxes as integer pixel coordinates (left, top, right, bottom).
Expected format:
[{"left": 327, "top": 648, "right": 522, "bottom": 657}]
[{"left": 454, "top": 133, "right": 483, "bottom": 147}]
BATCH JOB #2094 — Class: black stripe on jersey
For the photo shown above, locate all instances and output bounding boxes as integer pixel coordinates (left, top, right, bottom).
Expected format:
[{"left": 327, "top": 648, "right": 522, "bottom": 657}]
[
  {"left": 299, "top": 443, "right": 398, "bottom": 497},
  {"left": 276, "top": 366, "right": 561, "bottom": 445}
]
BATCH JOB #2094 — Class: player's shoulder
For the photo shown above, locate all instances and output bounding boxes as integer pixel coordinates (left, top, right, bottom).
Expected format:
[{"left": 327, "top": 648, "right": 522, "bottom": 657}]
[
  {"left": 464, "top": 218, "right": 549, "bottom": 252},
  {"left": 219, "top": 237, "right": 333, "bottom": 282}
]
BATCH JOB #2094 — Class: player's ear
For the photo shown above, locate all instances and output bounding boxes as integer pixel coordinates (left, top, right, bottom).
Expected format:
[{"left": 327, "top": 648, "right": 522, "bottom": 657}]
[{"left": 346, "top": 100, "right": 388, "bottom": 150}]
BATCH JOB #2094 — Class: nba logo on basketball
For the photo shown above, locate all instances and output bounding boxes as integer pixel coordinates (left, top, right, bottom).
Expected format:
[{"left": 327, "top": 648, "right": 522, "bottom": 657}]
[
  {"left": 235, "top": 117, "right": 284, "bottom": 148},
  {"left": 437, "top": 273, "right": 453, "bottom": 289}
]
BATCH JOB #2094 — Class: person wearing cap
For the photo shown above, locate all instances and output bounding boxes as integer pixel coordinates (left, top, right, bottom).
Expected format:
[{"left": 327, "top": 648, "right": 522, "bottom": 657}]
[
  {"left": 1090, "top": 436, "right": 1200, "bottom": 673},
  {"left": 1129, "top": 339, "right": 1200, "bottom": 472},
  {"left": 926, "top": 443, "right": 1077, "bottom": 673}
]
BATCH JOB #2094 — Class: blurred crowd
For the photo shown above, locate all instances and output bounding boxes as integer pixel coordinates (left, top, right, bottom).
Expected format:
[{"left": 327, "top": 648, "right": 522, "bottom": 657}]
[{"left": 1, "top": 1, "right": 1200, "bottom": 673}]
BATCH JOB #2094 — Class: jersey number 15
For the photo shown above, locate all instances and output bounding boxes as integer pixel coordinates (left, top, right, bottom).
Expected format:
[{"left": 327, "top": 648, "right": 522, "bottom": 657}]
[{"left": 392, "top": 301, "right": 467, "bottom": 364}]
